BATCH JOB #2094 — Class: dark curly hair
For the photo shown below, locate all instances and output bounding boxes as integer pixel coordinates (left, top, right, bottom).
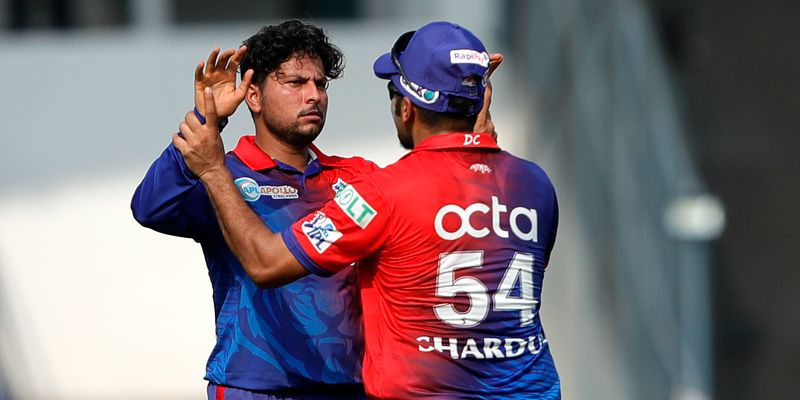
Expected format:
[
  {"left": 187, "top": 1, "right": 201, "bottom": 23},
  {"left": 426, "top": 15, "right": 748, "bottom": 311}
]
[{"left": 240, "top": 20, "right": 344, "bottom": 87}]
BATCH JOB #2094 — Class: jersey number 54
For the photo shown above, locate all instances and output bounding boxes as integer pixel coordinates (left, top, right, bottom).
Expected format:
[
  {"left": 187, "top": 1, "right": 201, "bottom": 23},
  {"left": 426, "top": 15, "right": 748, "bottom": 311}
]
[{"left": 434, "top": 251, "right": 538, "bottom": 328}]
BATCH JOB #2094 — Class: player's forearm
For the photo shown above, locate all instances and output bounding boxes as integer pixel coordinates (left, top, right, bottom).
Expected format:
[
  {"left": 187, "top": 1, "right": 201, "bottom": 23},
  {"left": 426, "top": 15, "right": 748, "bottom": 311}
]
[{"left": 199, "top": 167, "right": 298, "bottom": 287}]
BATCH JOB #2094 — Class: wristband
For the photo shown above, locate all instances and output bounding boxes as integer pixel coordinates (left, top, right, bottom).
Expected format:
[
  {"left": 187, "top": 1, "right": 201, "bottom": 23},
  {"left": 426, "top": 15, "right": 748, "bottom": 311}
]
[{"left": 193, "top": 107, "right": 229, "bottom": 132}]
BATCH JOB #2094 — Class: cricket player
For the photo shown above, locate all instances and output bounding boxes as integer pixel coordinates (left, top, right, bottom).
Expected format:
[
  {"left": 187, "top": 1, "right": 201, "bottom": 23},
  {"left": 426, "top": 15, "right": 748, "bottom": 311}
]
[
  {"left": 175, "top": 21, "right": 558, "bottom": 399},
  {"left": 131, "top": 21, "right": 376, "bottom": 399}
]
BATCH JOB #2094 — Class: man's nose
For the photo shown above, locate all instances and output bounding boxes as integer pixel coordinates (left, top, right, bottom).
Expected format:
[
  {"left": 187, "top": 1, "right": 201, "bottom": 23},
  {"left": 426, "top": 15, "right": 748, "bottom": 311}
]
[{"left": 303, "top": 81, "right": 321, "bottom": 103}]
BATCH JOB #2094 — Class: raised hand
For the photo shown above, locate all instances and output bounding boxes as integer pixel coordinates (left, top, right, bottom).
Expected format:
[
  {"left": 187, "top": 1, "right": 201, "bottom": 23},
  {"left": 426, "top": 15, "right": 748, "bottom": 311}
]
[
  {"left": 175, "top": 88, "right": 227, "bottom": 179},
  {"left": 474, "top": 53, "right": 504, "bottom": 139},
  {"left": 194, "top": 46, "right": 255, "bottom": 120}
]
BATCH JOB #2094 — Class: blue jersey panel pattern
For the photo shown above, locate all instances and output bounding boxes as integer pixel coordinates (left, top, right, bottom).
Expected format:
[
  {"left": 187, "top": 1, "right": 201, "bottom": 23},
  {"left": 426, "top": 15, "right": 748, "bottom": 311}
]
[{"left": 132, "top": 139, "right": 374, "bottom": 391}]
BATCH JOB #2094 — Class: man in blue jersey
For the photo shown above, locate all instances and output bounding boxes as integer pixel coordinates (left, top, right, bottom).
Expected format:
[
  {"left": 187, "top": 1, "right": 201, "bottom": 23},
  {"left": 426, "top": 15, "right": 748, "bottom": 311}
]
[{"left": 132, "top": 20, "right": 377, "bottom": 400}]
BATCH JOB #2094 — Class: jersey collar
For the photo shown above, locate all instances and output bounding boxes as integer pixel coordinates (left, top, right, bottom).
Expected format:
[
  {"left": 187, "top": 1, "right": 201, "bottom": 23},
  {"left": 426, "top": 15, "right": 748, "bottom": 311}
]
[
  {"left": 231, "top": 135, "right": 336, "bottom": 171},
  {"left": 408, "top": 132, "right": 500, "bottom": 154}
]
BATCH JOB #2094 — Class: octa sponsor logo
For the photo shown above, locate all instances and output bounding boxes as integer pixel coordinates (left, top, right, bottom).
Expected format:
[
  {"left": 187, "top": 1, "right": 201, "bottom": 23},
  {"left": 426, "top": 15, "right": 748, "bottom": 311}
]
[{"left": 434, "top": 196, "right": 538, "bottom": 242}]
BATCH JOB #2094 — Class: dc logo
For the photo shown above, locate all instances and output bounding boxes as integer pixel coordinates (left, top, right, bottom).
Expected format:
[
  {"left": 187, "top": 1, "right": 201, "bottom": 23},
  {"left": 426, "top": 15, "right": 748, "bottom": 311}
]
[
  {"left": 235, "top": 177, "right": 261, "bottom": 202},
  {"left": 464, "top": 134, "right": 481, "bottom": 146}
]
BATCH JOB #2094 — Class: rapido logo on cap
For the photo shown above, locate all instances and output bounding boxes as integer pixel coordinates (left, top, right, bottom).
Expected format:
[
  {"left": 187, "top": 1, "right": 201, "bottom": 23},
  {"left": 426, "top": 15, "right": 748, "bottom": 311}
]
[
  {"left": 373, "top": 21, "right": 489, "bottom": 115},
  {"left": 450, "top": 49, "right": 490, "bottom": 67}
]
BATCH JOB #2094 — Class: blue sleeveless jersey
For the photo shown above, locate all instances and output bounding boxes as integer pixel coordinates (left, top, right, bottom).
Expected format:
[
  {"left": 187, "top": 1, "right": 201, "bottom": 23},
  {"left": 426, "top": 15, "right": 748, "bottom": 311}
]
[{"left": 132, "top": 136, "right": 377, "bottom": 391}]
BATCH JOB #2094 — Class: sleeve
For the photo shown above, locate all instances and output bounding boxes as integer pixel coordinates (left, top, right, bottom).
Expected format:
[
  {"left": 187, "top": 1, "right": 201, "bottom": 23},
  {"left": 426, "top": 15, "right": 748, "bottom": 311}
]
[
  {"left": 544, "top": 185, "right": 559, "bottom": 266},
  {"left": 130, "top": 143, "right": 215, "bottom": 239},
  {"left": 281, "top": 177, "right": 390, "bottom": 276}
]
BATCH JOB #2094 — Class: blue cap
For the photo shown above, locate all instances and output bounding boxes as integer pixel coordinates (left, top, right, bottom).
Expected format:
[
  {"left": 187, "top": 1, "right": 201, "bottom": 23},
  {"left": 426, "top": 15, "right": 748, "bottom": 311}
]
[{"left": 373, "top": 21, "right": 489, "bottom": 116}]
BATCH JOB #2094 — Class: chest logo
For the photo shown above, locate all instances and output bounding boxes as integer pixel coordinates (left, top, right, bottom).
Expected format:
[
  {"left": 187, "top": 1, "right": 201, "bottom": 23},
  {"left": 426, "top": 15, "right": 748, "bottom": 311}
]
[{"left": 234, "top": 177, "right": 299, "bottom": 202}]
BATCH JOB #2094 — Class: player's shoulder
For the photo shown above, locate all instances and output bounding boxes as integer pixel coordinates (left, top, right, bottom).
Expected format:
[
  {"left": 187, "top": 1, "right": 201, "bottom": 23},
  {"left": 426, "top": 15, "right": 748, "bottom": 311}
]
[
  {"left": 501, "top": 150, "right": 552, "bottom": 181},
  {"left": 321, "top": 154, "right": 380, "bottom": 177},
  {"left": 326, "top": 154, "right": 378, "bottom": 169}
]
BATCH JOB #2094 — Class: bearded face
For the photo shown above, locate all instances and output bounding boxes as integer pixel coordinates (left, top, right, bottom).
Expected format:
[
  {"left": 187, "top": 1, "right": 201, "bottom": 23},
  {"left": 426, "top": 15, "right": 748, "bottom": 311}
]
[{"left": 260, "top": 55, "right": 329, "bottom": 147}]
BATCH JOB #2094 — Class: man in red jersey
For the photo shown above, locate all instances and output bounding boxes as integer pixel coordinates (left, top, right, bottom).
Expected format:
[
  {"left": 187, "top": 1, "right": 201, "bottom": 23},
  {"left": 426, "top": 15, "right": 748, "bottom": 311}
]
[{"left": 175, "top": 21, "right": 558, "bottom": 399}]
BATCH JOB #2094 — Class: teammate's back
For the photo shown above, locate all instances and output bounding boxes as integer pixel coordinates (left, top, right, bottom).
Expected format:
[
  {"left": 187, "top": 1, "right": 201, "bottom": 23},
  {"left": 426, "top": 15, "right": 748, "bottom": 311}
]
[{"left": 353, "top": 133, "right": 560, "bottom": 398}]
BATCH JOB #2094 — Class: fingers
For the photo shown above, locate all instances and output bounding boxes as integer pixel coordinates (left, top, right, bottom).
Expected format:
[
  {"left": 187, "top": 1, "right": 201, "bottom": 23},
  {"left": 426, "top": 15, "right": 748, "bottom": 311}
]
[
  {"left": 487, "top": 53, "right": 504, "bottom": 79},
  {"left": 194, "top": 60, "right": 205, "bottom": 86},
  {"left": 474, "top": 54, "right": 500, "bottom": 135},
  {"left": 216, "top": 48, "right": 237, "bottom": 72},
  {"left": 237, "top": 69, "right": 254, "bottom": 97},
  {"left": 483, "top": 80, "right": 493, "bottom": 109},
  {"left": 184, "top": 110, "right": 202, "bottom": 131},
  {"left": 203, "top": 87, "right": 218, "bottom": 127},
  {"left": 205, "top": 47, "right": 221, "bottom": 74},
  {"left": 179, "top": 120, "right": 192, "bottom": 137},
  {"left": 228, "top": 45, "right": 248, "bottom": 71},
  {"left": 180, "top": 103, "right": 214, "bottom": 143},
  {"left": 172, "top": 132, "right": 187, "bottom": 154},
  {"left": 481, "top": 53, "right": 502, "bottom": 113},
  {"left": 200, "top": 46, "right": 244, "bottom": 79},
  {"left": 174, "top": 120, "right": 194, "bottom": 154}
]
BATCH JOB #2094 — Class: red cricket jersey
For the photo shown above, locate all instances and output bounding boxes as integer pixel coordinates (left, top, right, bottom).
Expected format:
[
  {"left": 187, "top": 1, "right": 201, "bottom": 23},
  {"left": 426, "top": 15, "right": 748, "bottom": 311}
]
[{"left": 283, "top": 132, "right": 561, "bottom": 399}]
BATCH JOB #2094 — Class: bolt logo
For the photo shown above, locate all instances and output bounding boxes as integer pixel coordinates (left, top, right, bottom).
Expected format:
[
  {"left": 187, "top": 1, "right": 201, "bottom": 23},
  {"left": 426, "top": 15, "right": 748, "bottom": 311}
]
[
  {"left": 235, "top": 177, "right": 261, "bottom": 202},
  {"left": 434, "top": 196, "right": 538, "bottom": 242},
  {"left": 334, "top": 181, "right": 377, "bottom": 229}
]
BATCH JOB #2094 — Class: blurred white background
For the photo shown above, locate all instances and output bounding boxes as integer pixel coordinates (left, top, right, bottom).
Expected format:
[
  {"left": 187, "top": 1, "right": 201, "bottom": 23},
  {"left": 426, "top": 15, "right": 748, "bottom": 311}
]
[{"left": 4, "top": 0, "right": 759, "bottom": 398}]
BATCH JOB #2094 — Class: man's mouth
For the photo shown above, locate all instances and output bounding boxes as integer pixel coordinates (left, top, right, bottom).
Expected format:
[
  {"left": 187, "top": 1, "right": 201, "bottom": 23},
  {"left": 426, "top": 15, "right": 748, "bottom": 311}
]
[{"left": 299, "top": 107, "right": 322, "bottom": 118}]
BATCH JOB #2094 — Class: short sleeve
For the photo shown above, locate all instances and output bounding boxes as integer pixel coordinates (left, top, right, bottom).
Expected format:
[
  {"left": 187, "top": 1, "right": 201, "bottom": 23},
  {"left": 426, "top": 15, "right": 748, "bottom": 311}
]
[{"left": 282, "top": 177, "right": 390, "bottom": 276}]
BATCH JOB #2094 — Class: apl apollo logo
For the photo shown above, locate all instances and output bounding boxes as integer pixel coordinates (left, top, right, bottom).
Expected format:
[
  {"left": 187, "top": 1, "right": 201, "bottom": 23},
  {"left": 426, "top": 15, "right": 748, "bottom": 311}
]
[{"left": 235, "top": 177, "right": 299, "bottom": 202}]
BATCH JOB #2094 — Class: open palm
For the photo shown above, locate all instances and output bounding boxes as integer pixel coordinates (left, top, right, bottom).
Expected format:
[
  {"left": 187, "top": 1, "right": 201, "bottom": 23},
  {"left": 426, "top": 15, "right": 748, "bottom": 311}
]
[{"left": 194, "top": 46, "right": 254, "bottom": 119}]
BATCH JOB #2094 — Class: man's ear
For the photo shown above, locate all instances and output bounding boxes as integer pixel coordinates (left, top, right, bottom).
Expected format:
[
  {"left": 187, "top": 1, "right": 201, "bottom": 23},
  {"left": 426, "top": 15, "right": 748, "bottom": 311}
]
[
  {"left": 401, "top": 97, "right": 415, "bottom": 124},
  {"left": 245, "top": 83, "right": 262, "bottom": 113}
]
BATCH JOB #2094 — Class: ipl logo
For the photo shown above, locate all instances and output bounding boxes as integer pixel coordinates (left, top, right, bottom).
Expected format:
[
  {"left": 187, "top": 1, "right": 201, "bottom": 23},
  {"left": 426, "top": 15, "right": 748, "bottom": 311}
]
[{"left": 301, "top": 211, "right": 343, "bottom": 253}]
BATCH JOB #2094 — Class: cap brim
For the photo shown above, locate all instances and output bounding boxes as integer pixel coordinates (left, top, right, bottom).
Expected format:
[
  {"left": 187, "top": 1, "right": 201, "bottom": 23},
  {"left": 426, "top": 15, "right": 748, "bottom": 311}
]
[{"left": 373, "top": 52, "right": 398, "bottom": 79}]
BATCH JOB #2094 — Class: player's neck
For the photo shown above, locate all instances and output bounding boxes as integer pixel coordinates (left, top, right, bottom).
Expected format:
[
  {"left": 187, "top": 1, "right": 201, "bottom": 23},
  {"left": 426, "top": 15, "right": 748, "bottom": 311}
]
[
  {"left": 411, "top": 123, "right": 472, "bottom": 147},
  {"left": 254, "top": 132, "right": 311, "bottom": 172}
]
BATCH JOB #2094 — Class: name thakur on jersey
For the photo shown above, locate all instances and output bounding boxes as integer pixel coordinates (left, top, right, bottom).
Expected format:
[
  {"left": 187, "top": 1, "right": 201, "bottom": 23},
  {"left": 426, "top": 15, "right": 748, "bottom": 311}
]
[{"left": 417, "top": 334, "right": 548, "bottom": 360}]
